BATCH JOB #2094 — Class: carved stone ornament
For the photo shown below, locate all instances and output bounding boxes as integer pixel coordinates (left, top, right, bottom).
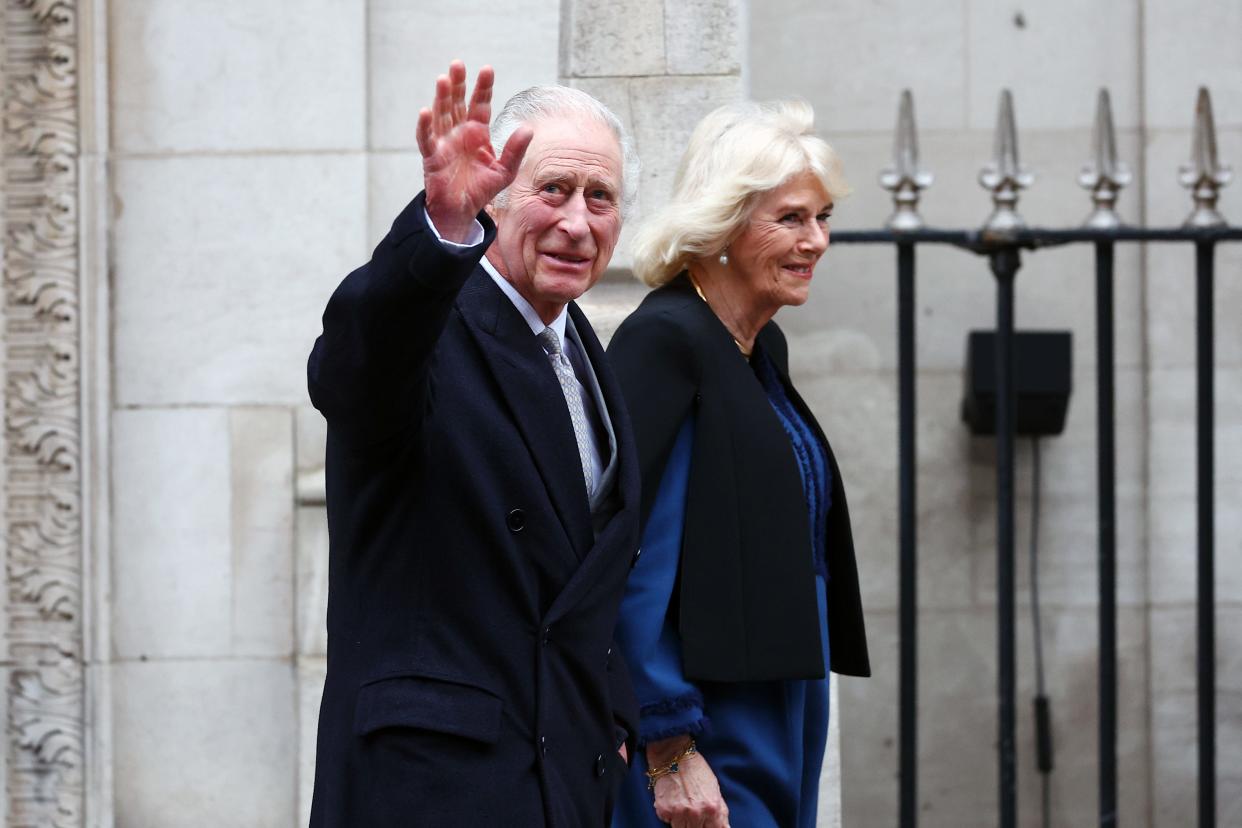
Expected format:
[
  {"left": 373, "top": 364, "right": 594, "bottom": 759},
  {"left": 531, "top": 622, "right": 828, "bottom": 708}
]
[{"left": 3, "top": 1, "right": 86, "bottom": 825}]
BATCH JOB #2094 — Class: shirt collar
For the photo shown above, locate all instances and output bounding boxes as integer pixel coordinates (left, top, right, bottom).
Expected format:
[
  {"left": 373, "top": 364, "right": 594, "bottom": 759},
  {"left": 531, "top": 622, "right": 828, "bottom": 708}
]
[{"left": 481, "top": 255, "right": 568, "bottom": 344}]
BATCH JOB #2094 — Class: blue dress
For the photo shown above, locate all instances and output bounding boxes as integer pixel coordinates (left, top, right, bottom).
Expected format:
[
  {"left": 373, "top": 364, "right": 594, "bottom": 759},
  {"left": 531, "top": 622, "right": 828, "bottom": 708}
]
[{"left": 613, "top": 348, "right": 833, "bottom": 828}]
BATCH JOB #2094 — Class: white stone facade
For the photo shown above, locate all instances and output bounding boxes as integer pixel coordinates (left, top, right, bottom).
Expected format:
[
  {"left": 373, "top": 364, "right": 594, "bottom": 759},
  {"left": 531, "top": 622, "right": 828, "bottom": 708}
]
[{"left": 1, "top": 1, "right": 1237, "bottom": 826}]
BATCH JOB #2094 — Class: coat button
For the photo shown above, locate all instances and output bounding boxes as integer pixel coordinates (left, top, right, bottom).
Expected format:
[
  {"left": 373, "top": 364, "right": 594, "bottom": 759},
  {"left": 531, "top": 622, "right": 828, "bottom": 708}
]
[
  {"left": 542, "top": 626, "right": 552, "bottom": 646},
  {"left": 595, "top": 753, "right": 607, "bottom": 777},
  {"left": 540, "top": 735, "right": 548, "bottom": 756},
  {"left": 506, "top": 509, "right": 526, "bottom": 533}
]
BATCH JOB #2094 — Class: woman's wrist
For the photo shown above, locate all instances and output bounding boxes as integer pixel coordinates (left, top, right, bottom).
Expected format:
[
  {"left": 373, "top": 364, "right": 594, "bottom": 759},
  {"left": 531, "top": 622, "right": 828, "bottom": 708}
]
[{"left": 646, "top": 734, "right": 696, "bottom": 767}]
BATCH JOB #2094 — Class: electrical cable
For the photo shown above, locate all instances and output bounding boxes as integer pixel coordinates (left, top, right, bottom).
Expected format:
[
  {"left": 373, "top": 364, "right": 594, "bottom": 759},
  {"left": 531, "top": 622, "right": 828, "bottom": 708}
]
[{"left": 1029, "top": 437, "right": 1053, "bottom": 828}]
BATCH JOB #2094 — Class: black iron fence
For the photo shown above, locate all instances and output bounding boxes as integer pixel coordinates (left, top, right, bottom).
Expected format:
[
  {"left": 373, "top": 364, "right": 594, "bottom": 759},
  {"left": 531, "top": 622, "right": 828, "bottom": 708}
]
[{"left": 833, "top": 88, "right": 1239, "bottom": 828}]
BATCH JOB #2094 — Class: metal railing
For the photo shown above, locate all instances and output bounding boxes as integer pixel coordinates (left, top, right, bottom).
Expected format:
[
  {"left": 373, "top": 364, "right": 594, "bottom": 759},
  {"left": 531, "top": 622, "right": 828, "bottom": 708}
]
[{"left": 833, "top": 87, "right": 1239, "bottom": 828}]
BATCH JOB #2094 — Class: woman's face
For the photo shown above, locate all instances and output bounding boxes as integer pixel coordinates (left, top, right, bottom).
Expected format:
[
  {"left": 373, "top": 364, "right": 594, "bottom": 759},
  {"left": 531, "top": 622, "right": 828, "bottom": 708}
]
[{"left": 728, "top": 170, "right": 833, "bottom": 311}]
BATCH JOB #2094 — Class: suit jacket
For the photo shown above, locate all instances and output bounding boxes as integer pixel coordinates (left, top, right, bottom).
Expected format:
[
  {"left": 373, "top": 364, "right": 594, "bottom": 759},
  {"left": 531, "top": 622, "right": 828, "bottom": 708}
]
[
  {"left": 307, "top": 193, "right": 641, "bottom": 827},
  {"left": 607, "top": 273, "right": 870, "bottom": 682}
]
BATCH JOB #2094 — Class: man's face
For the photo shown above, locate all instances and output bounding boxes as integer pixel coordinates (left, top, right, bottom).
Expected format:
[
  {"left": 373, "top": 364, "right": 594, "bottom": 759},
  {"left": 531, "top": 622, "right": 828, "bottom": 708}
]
[{"left": 486, "top": 116, "right": 624, "bottom": 322}]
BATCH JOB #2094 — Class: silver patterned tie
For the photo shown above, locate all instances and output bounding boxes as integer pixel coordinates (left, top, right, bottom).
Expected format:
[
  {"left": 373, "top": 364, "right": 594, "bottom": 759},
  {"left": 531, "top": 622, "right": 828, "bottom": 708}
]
[{"left": 537, "top": 327, "right": 595, "bottom": 498}]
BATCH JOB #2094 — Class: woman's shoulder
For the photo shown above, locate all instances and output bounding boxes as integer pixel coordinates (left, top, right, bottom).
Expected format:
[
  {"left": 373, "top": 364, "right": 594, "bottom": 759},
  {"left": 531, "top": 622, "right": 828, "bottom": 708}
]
[{"left": 610, "top": 275, "right": 711, "bottom": 354}]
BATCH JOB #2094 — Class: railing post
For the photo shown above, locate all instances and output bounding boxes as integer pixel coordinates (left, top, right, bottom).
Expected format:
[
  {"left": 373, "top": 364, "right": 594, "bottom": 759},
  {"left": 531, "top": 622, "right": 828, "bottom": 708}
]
[
  {"left": 1195, "top": 239, "right": 1215, "bottom": 828},
  {"left": 990, "top": 245, "right": 1020, "bottom": 828},
  {"left": 897, "top": 241, "right": 918, "bottom": 828},
  {"left": 1095, "top": 240, "right": 1118, "bottom": 827}
]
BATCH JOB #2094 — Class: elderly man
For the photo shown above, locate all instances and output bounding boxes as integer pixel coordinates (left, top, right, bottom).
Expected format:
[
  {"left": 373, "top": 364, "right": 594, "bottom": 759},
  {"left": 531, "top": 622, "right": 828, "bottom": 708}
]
[{"left": 306, "top": 62, "right": 641, "bottom": 826}]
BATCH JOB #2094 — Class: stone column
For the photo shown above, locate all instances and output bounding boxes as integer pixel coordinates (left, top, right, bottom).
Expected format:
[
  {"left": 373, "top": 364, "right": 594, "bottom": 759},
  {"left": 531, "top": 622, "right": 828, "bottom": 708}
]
[
  {"left": 562, "top": 0, "right": 745, "bottom": 338},
  {"left": 2, "top": 1, "right": 89, "bottom": 825}
]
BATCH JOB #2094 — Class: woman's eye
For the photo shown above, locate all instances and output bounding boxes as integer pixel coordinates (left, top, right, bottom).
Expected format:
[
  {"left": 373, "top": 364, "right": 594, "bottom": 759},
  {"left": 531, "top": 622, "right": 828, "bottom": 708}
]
[
  {"left": 780, "top": 213, "right": 800, "bottom": 224},
  {"left": 817, "top": 213, "right": 832, "bottom": 224}
]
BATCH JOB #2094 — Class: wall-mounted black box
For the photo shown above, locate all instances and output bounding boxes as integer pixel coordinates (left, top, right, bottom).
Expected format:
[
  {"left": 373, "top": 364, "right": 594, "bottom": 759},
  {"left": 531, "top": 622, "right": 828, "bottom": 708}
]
[{"left": 961, "top": 331, "right": 1073, "bottom": 436}]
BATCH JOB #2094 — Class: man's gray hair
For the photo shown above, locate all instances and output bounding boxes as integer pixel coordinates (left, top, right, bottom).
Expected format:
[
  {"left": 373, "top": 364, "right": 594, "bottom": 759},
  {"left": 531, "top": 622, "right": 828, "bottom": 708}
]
[{"left": 490, "top": 86, "right": 640, "bottom": 217}]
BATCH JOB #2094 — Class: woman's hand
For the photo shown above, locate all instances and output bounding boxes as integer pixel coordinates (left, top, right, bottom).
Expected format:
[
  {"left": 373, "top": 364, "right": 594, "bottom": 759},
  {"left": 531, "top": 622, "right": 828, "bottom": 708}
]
[
  {"left": 416, "top": 60, "right": 532, "bottom": 242},
  {"left": 647, "top": 736, "right": 729, "bottom": 828}
]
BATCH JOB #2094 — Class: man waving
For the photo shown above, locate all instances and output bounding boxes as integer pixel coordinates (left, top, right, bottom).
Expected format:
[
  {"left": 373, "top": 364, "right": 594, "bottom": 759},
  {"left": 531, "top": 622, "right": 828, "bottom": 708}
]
[{"left": 307, "top": 61, "right": 641, "bottom": 827}]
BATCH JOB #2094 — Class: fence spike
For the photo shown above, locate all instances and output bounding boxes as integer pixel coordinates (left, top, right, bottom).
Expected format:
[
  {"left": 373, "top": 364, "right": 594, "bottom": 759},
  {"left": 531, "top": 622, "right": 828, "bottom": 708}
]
[
  {"left": 1080, "top": 89, "right": 1132, "bottom": 229},
  {"left": 1180, "top": 87, "right": 1232, "bottom": 228},
  {"left": 879, "top": 90, "right": 933, "bottom": 230},
  {"left": 979, "top": 89, "right": 1033, "bottom": 231}
]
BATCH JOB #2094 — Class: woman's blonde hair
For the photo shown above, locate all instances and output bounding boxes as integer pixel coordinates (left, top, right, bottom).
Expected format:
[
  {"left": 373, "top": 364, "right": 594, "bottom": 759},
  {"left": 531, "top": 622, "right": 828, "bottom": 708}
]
[{"left": 631, "top": 100, "right": 849, "bottom": 288}]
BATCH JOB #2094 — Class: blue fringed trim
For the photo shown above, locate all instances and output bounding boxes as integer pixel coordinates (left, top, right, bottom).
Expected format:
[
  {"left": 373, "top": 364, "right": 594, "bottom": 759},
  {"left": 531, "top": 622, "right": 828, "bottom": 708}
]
[
  {"left": 639, "top": 691, "right": 704, "bottom": 718},
  {"left": 639, "top": 715, "right": 711, "bottom": 748}
]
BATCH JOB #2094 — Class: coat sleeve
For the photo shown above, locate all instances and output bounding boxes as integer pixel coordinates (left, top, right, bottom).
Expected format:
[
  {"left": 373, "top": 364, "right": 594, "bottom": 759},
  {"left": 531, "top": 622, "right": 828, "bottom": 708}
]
[
  {"left": 613, "top": 416, "right": 708, "bottom": 745},
  {"left": 307, "top": 191, "right": 495, "bottom": 446}
]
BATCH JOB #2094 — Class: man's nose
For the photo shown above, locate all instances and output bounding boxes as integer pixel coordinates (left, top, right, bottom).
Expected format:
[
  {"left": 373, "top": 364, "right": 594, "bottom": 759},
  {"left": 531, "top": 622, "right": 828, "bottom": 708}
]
[{"left": 556, "top": 190, "right": 590, "bottom": 239}]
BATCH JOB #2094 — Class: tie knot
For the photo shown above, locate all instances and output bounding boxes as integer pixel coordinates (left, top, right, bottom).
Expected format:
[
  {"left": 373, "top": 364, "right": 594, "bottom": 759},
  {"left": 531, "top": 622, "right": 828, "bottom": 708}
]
[{"left": 537, "top": 327, "right": 563, "bottom": 357}]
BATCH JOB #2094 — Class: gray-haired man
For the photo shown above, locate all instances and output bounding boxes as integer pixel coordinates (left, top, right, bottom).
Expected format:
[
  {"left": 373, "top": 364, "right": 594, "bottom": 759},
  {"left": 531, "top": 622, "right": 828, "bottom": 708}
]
[{"left": 307, "top": 61, "right": 642, "bottom": 826}]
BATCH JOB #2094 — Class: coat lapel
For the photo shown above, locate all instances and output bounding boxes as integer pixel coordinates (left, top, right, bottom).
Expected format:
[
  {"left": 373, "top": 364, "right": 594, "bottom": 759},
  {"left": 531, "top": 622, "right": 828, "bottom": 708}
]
[
  {"left": 456, "top": 271, "right": 595, "bottom": 561},
  {"left": 544, "top": 302, "right": 640, "bottom": 623}
]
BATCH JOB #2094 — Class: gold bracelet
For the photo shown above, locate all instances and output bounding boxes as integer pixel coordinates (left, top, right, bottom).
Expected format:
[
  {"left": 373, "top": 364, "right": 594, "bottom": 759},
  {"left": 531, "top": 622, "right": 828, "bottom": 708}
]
[{"left": 645, "top": 739, "right": 698, "bottom": 790}]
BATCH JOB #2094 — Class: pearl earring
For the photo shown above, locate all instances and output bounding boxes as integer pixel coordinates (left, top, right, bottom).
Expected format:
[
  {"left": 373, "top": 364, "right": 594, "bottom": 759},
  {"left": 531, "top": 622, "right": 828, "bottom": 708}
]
[{"left": 719, "top": 249, "right": 729, "bottom": 267}]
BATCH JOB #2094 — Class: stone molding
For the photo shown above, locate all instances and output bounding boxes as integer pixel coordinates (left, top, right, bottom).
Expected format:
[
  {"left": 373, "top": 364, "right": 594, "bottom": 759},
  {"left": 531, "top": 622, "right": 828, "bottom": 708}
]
[{"left": 3, "top": 1, "right": 85, "bottom": 825}]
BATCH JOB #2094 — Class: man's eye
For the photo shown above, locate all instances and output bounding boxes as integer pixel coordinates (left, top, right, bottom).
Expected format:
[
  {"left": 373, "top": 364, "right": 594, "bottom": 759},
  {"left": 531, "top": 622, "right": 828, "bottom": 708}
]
[
  {"left": 542, "top": 183, "right": 562, "bottom": 194},
  {"left": 590, "top": 189, "right": 612, "bottom": 201}
]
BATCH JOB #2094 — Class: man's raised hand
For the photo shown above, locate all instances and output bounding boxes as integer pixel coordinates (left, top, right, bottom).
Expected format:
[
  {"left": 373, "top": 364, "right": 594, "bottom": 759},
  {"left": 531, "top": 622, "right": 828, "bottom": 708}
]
[{"left": 417, "top": 61, "right": 533, "bottom": 243}]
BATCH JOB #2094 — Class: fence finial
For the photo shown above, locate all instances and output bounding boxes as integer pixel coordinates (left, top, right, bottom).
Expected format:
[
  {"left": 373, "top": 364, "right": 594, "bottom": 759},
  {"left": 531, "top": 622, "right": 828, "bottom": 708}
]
[
  {"left": 979, "top": 89, "right": 1033, "bottom": 231},
  {"left": 880, "top": 90, "right": 933, "bottom": 230},
  {"left": 1080, "top": 89, "right": 1131, "bottom": 229},
  {"left": 1180, "top": 87, "right": 1232, "bottom": 227}
]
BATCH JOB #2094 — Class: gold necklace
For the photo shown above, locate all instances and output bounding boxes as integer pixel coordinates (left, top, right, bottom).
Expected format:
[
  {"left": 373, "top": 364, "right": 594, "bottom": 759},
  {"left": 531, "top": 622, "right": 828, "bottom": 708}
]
[{"left": 686, "top": 272, "right": 753, "bottom": 358}]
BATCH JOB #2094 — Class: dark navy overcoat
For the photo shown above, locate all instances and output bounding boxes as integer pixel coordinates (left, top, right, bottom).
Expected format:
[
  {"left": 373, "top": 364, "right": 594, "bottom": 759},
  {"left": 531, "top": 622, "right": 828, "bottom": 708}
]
[{"left": 306, "top": 193, "right": 641, "bottom": 827}]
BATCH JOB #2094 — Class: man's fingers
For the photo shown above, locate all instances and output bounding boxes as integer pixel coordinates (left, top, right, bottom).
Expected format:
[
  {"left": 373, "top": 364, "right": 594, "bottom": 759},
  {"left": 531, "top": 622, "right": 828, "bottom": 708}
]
[
  {"left": 433, "top": 74, "right": 453, "bottom": 136},
  {"left": 416, "top": 109, "right": 436, "bottom": 158},
  {"left": 449, "top": 60, "right": 468, "bottom": 124},
  {"left": 467, "top": 65, "right": 495, "bottom": 124},
  {"left": 497, "top": 125, "right": 534, "bottom": 178}
]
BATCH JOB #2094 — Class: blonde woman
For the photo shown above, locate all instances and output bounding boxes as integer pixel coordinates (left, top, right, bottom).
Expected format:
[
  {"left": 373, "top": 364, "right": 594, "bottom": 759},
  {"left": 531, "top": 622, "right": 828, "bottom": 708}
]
[{"left": 609, "top": 101, "right": 870, "bottom": 828}]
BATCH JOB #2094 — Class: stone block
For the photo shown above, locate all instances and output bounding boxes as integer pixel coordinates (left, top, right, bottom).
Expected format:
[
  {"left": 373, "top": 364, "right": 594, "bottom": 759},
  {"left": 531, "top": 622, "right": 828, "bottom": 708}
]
[
  {"left": 665, "top": 0, "right": 741, "bottom": 76},
  {"left": 111, "top": 0, "right": 366, "bottom": 153},
  {"left": 1149, "top": 606, "right": 1242, "bottom": 825},
  {"left": 295, "top": 405, "right": 327, "bottom": 476},
  {"left": 113, "top": 408, "right": 232, "bottom": 659},
  {"left": 113, "top": 659, "right": 297, "bottom": 827},
  {"left": 1142, "top": 1, "right": 1242, "bottom": 130},
  {"left": 965, "top": 0, "right": 1140, "bottom": 130},
  {"left": 1142, "top": 128, "right": 1242, "bottom": 369},
  {"left": 749, "top": 0, "right": 968, "bottom": 132},
  {"left": 564, "top": 0, "right": 666, "bottom": 78},
  {"left": 229, "top": 407, "right": 295, "bottom": 657},
  {"left": 628, "top": 75, "right": 744, "bottom": 211},
  {"left": 113, "top": 153, "right": 368, "bottom": 406},
  {"left": 296, "top": 506, "right": 330, "bottom": 658},
  {"left": 298, "top": 657, "right": 328, "bottom": 827},
  {"left": 368, "top": 152, "right": 425, "bottom": 250},
  {"left": 369, "top": 0, "right": 559, "bottom": 150},
  {"left": 1146, "top": 367, "right": 1242, "bottom": 605}
]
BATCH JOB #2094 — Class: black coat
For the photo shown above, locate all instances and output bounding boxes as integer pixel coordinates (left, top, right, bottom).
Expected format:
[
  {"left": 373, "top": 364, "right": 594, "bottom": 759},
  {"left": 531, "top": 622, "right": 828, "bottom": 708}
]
[
  {"left": 307, "top": 193, "right": 641, "bottom": 827},
  {"left": 607, "top": 273, "right": 870, "bottom": 681}
]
